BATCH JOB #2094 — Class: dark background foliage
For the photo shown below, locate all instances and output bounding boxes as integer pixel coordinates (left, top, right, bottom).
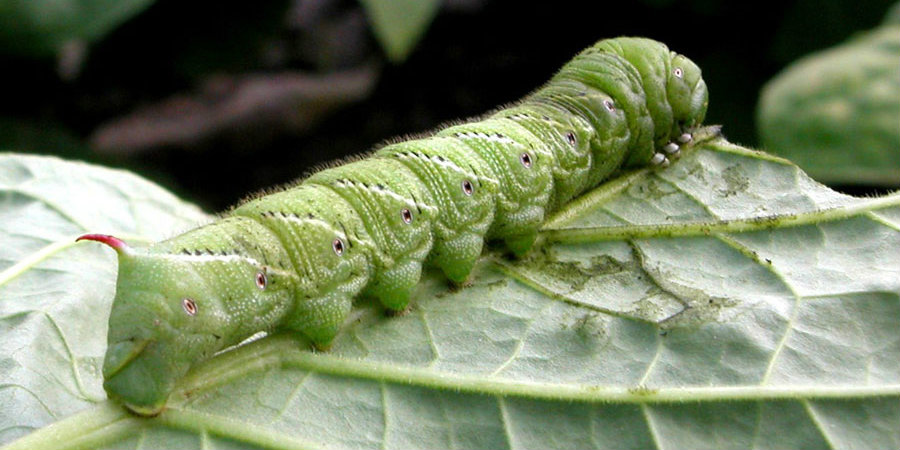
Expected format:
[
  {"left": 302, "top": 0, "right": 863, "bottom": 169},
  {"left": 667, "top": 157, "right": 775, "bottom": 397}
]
[{"left": 1, "top": 0, "right": 894, "bottom": 211}]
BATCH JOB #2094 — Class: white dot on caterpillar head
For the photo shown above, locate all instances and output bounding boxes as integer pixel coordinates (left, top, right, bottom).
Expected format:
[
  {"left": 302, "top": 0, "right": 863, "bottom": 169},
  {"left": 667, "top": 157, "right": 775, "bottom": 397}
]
[
  {"left": 603, "top": 100, "right": 616, "bottom": 112},
  {"left": 461, "top": 179, "right": 474, "bottom": 196},
  {"left": 182, "top": 298, "right": 197, "bottom": 316},
  {"left": 332, "top": 238, "right": 344, "bottom": 256},
  {"left": 565, "top": 132, "right": 576, "bottom": 146},
  {"left": 674, "top": 67, "right": 684, "bottom": 78},
  {"left": 677, "top": 133, "right": 693, "bottom": 144},
  {"left": 255, "top": 271, "right": 267, "bottom": 290},
  {"left": 650, "top": 152, "right": 667, "bottom": 166},
  {"left": 401, "top": 208, "right": 413, "bottom": 224},
  {"left": 520, "top": 152, "right": 533, "bottom": 168}
]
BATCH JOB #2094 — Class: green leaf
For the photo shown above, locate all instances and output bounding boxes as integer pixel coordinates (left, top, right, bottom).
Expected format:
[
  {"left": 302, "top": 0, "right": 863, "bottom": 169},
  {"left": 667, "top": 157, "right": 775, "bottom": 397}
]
[
  {"left": 757, "top": 19, "right": 900, "bottom": 186},
  {"left": 358, "top": 0, "right": 440, "bottom": 62},
  {"left": 2, "top": 138, "right": 899, "bottom": 449},
  {"left": 885, "top": 1, "right": 900, "bottom": 24},
  {"left": 0, "top": 0, "right": 156, "bottom": 57}
]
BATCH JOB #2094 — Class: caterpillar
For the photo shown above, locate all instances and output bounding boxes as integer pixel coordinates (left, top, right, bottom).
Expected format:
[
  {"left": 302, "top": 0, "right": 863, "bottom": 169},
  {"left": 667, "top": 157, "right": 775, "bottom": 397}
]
[{"left": 78, "top": 37, "right": 708, "bottom": 416}]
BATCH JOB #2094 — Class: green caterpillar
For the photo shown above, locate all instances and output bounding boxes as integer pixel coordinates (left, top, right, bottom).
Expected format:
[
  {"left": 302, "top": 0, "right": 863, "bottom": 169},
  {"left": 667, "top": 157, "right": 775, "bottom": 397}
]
[{"left": 78, "top": 37, "right": 708, "bottom": 416}]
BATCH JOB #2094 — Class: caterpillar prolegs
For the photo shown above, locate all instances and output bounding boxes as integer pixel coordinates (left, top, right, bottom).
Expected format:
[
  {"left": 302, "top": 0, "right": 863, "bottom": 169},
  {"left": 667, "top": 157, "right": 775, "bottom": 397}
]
[{"left": 78, "top": 37, "right": 709, "bottom": 415}]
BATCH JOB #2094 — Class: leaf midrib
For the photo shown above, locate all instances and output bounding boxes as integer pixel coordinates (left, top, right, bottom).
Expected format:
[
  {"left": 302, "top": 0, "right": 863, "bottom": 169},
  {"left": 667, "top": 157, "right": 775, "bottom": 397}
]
[{"left": 174, "top": 334, "right": 900, "bottom": 406}]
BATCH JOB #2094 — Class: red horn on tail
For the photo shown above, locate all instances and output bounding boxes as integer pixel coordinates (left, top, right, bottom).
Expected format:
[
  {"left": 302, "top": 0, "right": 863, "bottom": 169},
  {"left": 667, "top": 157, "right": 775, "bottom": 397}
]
[{"left": 76, "top": 234, "right": 132, "bottom": 254}]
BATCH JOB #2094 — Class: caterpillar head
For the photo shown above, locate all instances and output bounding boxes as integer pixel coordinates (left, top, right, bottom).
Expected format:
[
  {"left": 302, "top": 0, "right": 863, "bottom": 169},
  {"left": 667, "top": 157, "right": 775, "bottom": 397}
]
[
  {"left": 79, "top": 224, "right": 295, "bottom": 415},
  {"left": 667, "top": 53, "right": 709, "bottom": 128}
]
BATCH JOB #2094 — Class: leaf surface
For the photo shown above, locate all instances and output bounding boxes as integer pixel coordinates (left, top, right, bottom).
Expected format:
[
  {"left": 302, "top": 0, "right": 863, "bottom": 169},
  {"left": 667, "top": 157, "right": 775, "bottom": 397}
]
[{"left": 1, "top": 141, "right": 899, "bottom": 449}]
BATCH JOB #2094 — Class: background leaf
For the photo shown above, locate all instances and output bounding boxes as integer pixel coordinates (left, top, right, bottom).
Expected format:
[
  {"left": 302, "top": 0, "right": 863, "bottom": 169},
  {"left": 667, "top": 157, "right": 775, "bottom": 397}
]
[
  {"left": 2, "top": 138, "right": 898, "bottom": 449},
  {"left": 757, "top": 12, "right": 900, "bottom": 186},
  {"left": 357, "top": 0, "right": 441, "bottom": 62},
  {"left": 0, "top": 0, "right": 155, "bottom": 57}
]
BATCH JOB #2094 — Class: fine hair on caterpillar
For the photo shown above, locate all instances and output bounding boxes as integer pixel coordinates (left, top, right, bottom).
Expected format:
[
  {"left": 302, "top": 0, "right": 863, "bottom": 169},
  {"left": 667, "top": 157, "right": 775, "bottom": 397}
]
[{"left": 77, "top": 36, "right": 709, "bottom": 416}]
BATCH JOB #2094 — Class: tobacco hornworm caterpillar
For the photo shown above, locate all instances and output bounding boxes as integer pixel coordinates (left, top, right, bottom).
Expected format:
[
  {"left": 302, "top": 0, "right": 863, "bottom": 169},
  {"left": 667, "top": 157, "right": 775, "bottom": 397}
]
[{"left": 78, "top": 37, "right": 708, "bottom": 415}]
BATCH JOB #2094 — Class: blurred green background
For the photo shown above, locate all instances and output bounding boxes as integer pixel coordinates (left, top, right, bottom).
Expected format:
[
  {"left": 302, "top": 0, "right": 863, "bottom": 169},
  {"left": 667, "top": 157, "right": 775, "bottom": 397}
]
[{"left": 1, "top": 0, "right": 896, "bottom": 211}]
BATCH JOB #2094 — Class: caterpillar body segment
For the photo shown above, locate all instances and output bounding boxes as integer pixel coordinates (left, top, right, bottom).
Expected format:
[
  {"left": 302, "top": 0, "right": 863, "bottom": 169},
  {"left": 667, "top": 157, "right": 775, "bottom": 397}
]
[
  {"left": 305, "top": 158, "right": 437, "bottom": 312},
  {"left": 527, "top": 79, "right": 633, "bottom": 189},
  {"left": 556, "top": 48, "right": 657, "bottom": 167},
  {"left": 232, "top": 185, "right": 372, "bottom": 346},
  {"left": 491, "top": 103, "right": 595, "bottom": 211},
  {"left": 77, "top": 37, "right": 710, "bottom": 415},
  {"left": 593, "top": 37, "right": 678, "bottom": 149},
  {"left": 437, "top": 117, "right": 555, "bottom": 255},
  {"left": 375, "top": 137, "right": 497, "bottom": 284}
]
